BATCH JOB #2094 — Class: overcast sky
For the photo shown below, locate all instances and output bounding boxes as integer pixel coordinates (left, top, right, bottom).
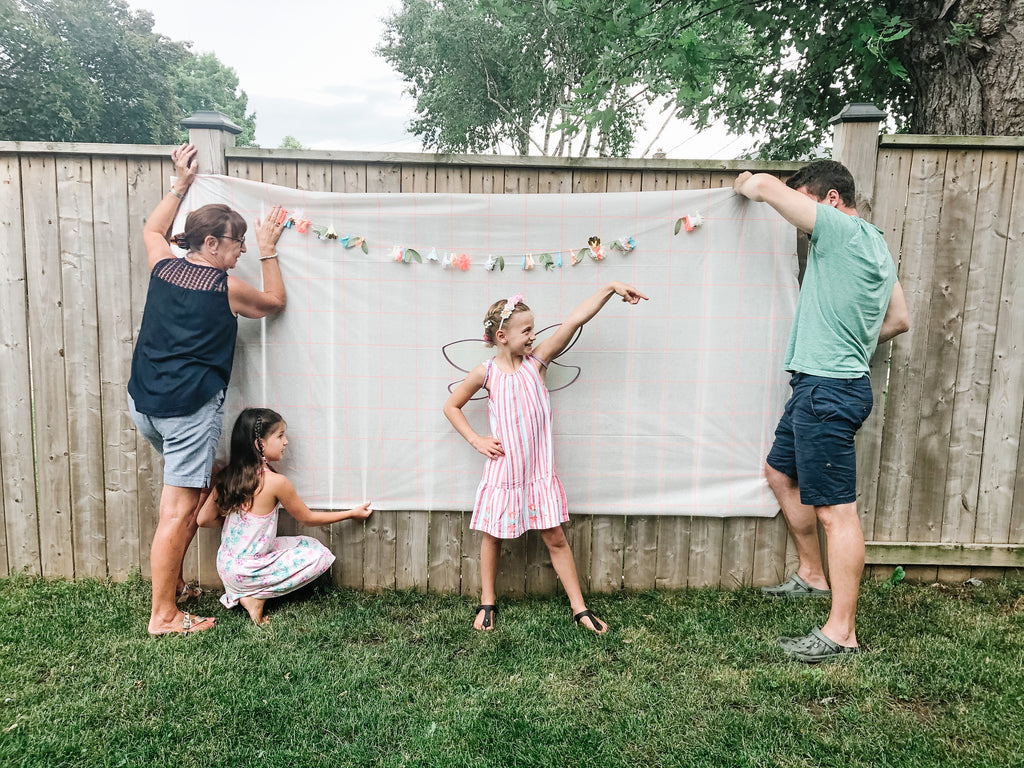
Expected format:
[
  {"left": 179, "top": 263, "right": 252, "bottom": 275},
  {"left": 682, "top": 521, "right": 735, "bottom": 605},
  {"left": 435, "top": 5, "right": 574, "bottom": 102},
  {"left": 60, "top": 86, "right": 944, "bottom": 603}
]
[{"left": 127, "top": 0, "right": 754, "bottom": 158}]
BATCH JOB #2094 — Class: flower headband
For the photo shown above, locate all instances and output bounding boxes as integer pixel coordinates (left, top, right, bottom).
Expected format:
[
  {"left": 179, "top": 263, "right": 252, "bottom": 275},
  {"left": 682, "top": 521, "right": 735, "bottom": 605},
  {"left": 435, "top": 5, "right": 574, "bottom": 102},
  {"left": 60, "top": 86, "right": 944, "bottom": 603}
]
[{"left": 497, "top": 293, "right": 524, "bottom": 331}]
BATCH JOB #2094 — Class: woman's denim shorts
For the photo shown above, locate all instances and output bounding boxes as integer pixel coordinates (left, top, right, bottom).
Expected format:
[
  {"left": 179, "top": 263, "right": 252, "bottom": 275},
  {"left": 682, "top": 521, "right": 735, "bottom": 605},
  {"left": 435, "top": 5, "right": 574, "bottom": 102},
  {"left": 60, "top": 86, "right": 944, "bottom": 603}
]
[{"left": 128, "top": 389, "right": 226, "bottom": 489}]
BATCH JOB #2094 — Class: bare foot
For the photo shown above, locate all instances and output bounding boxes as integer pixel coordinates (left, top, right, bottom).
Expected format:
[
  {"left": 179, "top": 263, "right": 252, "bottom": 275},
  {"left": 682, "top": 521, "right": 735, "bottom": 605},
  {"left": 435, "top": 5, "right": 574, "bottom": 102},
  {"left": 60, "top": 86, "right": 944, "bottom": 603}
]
[
  {"left": 240, "top": 596, "right": 269, "bottom": 626},
  {"left": 474, "top": 604, "right": 498, "bottom": 631},
  {"left": 148, "top": 611, "right": 216, "bottom": 637},
  {"left": 573, "top": 609, "right": 607, "bottom": 634}
]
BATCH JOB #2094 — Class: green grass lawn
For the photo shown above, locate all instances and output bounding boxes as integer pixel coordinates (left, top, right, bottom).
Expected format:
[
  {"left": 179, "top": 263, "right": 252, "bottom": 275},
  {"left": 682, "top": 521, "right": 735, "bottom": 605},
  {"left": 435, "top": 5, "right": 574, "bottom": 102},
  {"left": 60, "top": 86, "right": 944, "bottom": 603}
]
[{"left": 0, "top": 574, "right": 1022, "bottom": 768}]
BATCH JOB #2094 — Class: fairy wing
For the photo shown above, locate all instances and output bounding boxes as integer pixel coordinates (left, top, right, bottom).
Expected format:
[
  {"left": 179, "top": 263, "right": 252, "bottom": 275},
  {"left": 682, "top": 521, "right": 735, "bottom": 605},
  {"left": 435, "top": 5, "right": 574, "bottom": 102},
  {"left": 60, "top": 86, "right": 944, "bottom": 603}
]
[{"left": 442, "top": 324, "right": 583, "bottom": 397}]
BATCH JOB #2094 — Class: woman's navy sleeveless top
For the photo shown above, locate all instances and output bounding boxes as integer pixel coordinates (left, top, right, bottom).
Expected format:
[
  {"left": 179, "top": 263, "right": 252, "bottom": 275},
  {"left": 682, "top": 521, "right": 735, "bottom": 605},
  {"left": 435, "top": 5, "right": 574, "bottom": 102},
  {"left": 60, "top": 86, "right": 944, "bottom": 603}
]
[{"left": 128, "top": 258, "right": 238, "bottom": 417}]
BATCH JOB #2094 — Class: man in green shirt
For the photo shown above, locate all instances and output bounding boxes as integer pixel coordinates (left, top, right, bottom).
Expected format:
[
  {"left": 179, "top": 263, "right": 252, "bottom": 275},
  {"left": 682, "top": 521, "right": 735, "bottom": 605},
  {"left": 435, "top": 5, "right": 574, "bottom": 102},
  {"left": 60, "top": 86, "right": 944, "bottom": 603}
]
[{"left": 734, "top": 160, "right": 909, "bottom": 662}]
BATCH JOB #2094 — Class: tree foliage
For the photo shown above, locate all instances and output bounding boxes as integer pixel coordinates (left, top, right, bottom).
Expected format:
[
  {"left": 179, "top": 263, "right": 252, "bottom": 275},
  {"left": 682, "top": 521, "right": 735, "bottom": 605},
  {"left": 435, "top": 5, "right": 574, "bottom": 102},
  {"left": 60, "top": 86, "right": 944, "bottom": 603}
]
[
  {"left": 0, "top": 0, "right": 257, "bottom": 145},
  {"left": 377, "top": 0, "right": 737, "bottom": 156},
  {"left": 170, "top": 52, "right": 257, "bottom": 147},
  {"left": 378, "top": 0, "right": 1023, "bottom": 159}
]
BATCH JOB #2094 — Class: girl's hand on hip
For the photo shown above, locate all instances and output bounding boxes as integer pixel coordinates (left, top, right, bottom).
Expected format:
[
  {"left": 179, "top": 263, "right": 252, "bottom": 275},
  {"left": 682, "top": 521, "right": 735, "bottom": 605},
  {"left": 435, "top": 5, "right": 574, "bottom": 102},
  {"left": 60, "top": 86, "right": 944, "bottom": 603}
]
[{"left": 473, "top": 436, "right": 504, "bottom": 459}]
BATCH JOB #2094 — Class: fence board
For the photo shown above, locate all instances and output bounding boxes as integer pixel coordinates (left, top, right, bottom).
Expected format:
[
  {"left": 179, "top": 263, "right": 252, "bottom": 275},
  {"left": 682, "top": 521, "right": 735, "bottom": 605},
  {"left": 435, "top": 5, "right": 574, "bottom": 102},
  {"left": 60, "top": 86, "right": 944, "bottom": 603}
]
[
  {"left": 874, "top": 149, "right": 947, "bottom": 542},
  {"left": 299, "top": 162, "right": 331, "bottom": 192},
  {"left": 331, "top": 163, "right": 366, "bottom": 193},
  {"left": 496, "top": 533, "right": 527, "bottom": 597},
  {"left": 363, "top": 509, "right": 397, "bottom": 591},
  {"left": 93, "top": 157, "right": 139, "bottom": 580},
  {"left": 623, "top": 516, "right": 658, "bottom": 590},
  {"left": 655, "top": 517, "right": 690, "bottom": 589},
  {"left": 688, "top": 517, "right": 724, "bottom": 588},
  {"left": 435, "top": 167, "right": 470, "bottom": 193},
  {"left": 976, "top": 151, "right": 1024, "bottom": 544},
  {"left": 503, "top": 169, "right": 539, "bottom": 194},
  {"left": 332, "top": 517, "right": 365, "bottom": 590},
  {"left": 573, "top": 170, "right": 606, "bottom": 194},
  {"left": 401, "top": 165, "right": 434, "bottom": 193},
  {"left": 0, "top": 455, "right": 6, "bottom": 575},
  {"left": 261, "top": 161, "right": 297, "bottom": 190},
  {"left": 22, "top": 155, "right": 74, "bottom": 578},
  {"left": 0, "top": 154, "right": 39, "bottom": 574},
  {"left": 126, "top": 157, "right": 170, "bottom": 579},
  {"left": 640, "top": 170, "right": 673, "bottom": 191},
  {"left": 460, "top": 515, "right": 482, "bottom": 597},
  {"left": 366, "top": 164, "right": 402, "bottom": 194},
  {"left": 470, "top": 167, "right": 501, "bottom": 194},
  {"left": 428, "top": 511, "right": 462, "bottom": 593},
  {"left": 675, "top": 171, "right": 712, "bottom": 190},
  {"left": 751, "top": 514, "right": 789, "bottom": 587},
  {"left": 525, "top": 528, "right": 556, "bottom": 593},
  {"left": 720, "top": 518, "right": 757, "bottom": 588},
  {"left": 858, "top": 148, "right": 913, "bottom": 536},
  {"left": 907, "top": 150, "right": 981, "bottom": 563},
  {"left": 607, "top": 171, "right": 643, "bottom": 193},
  {"left": 56, "top": 156, "right": 107, "bottom": 578},
  {"left": 942, "top": 151, "right": 1018, "bottom": 546},
  {"left": 396, "top": 510, "right": 429, "bottom": 590},
  {"left": 227, "top": 159, "right": 262, "bottom": 181},
  {"left": 563, "top": 515, "right": 592, "bottom": 592},
  {"left": 537, "top": 170, "right": 571, "bottom": 194},
  {"left": 590, "top": 514, "right": 624, "bottom": 592}
]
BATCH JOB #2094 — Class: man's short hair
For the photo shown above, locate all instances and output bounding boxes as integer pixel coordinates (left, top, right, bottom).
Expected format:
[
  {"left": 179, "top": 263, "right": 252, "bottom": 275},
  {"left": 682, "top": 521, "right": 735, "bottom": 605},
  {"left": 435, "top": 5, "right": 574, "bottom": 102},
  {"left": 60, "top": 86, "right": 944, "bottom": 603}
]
[{"left": 785, "top": 160, "right": 856, "bottom": 207}]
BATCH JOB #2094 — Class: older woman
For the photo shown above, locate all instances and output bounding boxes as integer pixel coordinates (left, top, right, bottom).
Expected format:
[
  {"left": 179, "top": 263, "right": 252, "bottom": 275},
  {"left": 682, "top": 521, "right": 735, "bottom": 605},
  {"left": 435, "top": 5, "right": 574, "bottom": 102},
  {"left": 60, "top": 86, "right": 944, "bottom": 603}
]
[{"left": 129, "top": 144, "right": 287, "bottom": 636}]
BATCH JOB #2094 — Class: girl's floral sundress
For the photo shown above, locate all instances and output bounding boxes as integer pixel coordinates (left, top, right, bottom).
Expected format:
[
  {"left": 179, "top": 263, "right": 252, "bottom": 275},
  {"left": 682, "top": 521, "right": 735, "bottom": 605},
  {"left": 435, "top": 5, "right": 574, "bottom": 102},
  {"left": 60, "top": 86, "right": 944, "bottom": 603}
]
[{"left": 217, "top": 505, "right": 334, "bottom": 608}]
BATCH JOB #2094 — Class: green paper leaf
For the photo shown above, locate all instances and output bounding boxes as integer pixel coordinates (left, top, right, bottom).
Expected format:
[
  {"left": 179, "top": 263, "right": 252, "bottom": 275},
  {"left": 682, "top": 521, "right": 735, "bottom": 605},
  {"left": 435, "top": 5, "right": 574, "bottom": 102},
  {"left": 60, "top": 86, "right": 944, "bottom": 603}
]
[
  {"left": 361, "top": 241, "right": 369, "bottom": 254},
  {"left": 407, "top": 248, "right": 422, "bottom": 263},
  {"left": 674, "top": 218, "right": 683, "bottom": 235},
  {"left": 497, "top": 255, "right": 505, "bottom": 271}
]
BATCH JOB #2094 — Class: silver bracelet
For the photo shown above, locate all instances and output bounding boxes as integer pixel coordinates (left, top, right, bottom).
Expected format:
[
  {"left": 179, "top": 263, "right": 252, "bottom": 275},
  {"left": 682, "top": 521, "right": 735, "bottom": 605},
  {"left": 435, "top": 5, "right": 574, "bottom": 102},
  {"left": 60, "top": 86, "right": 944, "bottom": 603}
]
[
  {"left": 259, "top": 253, "right": 278, "bottom": 261},
  {"left": 169, "top": 188, "right": 184, "bottom": 200}
]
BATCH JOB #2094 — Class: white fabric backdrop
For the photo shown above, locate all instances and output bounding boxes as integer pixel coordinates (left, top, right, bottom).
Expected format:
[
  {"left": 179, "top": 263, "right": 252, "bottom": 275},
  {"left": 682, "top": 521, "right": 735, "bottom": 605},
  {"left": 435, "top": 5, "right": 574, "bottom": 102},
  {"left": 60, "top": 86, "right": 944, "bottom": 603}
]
[{"left": 174, "top": 174, "right": 798, "bottom": 516}]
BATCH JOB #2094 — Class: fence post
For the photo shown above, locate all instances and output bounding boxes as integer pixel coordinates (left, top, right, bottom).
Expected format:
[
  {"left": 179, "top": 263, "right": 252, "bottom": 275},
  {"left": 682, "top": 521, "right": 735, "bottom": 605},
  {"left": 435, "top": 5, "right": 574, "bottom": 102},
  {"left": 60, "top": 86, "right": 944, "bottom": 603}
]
[
  {"left": 829, "top": 103, "right": 887, "bottom": 216},
  {"left": 180, "top": 110, "right": 242, "bottom": 175}
]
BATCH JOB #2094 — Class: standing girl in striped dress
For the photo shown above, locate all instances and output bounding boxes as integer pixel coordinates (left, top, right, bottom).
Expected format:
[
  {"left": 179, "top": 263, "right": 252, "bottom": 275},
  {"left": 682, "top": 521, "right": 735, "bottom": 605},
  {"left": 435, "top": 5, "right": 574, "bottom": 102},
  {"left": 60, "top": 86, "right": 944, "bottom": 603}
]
[{"left": 444, "top": 283, "right": 648, "bottom": 632}]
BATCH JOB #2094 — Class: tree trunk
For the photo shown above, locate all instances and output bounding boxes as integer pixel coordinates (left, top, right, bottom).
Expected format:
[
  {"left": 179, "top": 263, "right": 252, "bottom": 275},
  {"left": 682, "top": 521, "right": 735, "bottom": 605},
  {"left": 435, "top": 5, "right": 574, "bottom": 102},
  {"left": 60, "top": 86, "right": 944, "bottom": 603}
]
[{"left": 898, "top": 0, "right": 1023, "bottom": 135}]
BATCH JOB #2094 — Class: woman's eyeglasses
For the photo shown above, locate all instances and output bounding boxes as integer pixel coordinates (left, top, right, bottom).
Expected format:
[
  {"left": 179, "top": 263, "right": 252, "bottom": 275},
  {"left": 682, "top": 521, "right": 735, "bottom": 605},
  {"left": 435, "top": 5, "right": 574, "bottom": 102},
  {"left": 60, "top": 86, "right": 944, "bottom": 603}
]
[{"left": 219, "top": 235, "right": 245, "bottom": 246}]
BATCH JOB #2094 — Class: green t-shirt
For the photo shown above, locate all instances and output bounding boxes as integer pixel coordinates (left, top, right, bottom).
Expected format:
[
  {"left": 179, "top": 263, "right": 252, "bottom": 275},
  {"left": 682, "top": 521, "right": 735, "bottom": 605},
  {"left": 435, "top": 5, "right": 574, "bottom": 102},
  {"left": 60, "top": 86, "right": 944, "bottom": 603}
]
[{"left": 784, "top": 203, "right": 896, "bottom": 377}]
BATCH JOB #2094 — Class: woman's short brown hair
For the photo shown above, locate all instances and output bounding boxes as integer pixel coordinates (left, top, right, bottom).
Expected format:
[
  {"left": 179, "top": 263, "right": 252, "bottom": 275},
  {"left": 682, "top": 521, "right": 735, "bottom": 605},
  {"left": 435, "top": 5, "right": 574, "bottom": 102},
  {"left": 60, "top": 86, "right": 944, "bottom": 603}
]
[{"left": 171, "top": 203, "right": 247, "bottom": 252}]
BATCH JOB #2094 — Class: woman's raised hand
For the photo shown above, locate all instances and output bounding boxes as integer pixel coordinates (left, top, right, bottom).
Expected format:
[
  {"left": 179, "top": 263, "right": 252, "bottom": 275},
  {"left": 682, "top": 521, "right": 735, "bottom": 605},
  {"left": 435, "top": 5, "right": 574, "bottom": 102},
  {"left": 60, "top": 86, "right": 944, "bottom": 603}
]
[
  {"left": 170, "top": 144, "right": 198, "bottom": 191},
  {"left": 254, "top": 204, "right": 288, "bottom": 256}
]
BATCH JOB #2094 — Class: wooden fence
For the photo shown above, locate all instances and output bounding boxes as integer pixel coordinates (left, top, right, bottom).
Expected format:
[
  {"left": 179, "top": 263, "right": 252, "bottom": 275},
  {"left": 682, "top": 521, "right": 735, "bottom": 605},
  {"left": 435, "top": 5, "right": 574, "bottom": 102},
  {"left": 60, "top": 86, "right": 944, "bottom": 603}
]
[{"left": 1, "top": 122, "right": 1022, "bottom": 593}]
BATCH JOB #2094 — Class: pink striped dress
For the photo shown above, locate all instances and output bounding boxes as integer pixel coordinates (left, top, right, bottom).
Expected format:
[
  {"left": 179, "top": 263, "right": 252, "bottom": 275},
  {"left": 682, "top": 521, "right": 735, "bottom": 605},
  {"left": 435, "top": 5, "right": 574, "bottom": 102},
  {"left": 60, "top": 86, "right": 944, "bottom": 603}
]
[{"left": 470, "top": 354, "right": 569, "bottom": 538}]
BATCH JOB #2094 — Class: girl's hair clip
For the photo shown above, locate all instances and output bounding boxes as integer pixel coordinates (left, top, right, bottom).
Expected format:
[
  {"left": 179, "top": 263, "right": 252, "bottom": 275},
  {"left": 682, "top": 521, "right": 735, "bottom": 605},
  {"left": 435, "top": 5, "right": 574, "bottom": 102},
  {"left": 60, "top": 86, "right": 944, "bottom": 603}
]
[{"left": 483, "top": 320, "right": 493, "bottom": 329}]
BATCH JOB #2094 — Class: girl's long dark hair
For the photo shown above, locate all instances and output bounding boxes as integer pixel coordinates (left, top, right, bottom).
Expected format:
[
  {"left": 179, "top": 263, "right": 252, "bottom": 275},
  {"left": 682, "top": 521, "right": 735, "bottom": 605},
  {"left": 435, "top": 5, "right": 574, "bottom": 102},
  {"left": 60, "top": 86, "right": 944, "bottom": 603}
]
[{"left": 214, "top": 407, "right": 283, "bottom": 514}]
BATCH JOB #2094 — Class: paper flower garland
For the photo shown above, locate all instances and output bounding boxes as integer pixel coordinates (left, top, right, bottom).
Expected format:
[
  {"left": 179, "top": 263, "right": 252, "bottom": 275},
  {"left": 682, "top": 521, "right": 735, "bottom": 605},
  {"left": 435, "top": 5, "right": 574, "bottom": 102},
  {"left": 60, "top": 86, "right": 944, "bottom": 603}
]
[
  {"left": 674, "top": 213, "right": 704, "bottom": 234},
  {"left": 280, "top": 210, "right": 370, "bottom": 253},
  {"left": 391, "top": 235, "right": 637, "bottom": 273}
]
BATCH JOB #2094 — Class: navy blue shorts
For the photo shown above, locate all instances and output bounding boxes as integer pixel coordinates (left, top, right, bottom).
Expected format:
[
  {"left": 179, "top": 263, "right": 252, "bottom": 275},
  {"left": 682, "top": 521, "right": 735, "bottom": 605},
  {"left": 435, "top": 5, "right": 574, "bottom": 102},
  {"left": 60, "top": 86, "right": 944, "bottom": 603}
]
[{"left": 766, "top": 373, "right": 873, "bottom": 507}]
